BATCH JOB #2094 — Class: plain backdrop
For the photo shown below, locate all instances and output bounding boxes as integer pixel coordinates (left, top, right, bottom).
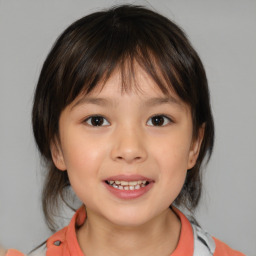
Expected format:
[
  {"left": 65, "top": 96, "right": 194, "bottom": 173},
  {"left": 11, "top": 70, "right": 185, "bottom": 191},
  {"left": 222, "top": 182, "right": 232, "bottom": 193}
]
[{"left": 0, "top": 0, "right": 255, "bottom": 255}]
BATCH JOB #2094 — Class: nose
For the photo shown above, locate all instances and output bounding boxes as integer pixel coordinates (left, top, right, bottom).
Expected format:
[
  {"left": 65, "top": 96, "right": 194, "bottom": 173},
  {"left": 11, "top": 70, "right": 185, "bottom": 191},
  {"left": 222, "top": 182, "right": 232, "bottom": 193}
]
[{"left": 110, "top": 126, "right": 147, "bottom": 164}]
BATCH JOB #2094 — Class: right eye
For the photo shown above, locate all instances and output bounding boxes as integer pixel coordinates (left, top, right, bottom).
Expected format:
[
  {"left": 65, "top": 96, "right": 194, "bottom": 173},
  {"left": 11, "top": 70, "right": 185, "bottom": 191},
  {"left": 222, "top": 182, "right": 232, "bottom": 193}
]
[{"left": 84, "top": 115, "right": 110, "bottom": 127}]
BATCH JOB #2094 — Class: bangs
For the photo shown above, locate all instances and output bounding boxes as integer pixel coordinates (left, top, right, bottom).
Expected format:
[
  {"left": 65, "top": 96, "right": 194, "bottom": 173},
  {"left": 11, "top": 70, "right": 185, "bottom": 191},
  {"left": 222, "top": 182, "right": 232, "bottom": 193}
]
[{"left": 52, "top": 7, "right": 194, "bottom": 108}]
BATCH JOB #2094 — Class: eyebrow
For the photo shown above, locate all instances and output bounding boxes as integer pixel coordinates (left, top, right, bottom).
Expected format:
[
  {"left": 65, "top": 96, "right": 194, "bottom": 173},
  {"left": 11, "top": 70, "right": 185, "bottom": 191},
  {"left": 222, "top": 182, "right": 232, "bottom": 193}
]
[
  {"left": 72, "top": 95, "right": 181, "bottom": 109},
  {"left": 72, "top": 97, "right": 114, "bottom": 109},
  {"left": 144, "top": 96, "right": 181, "bottom": 107}
]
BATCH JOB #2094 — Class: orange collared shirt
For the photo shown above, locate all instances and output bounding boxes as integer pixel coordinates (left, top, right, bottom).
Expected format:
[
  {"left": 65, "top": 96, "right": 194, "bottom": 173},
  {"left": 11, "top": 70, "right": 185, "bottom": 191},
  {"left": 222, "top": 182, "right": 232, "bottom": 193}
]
[
  {"left": 6, "top": 206, "right": 246, "bottom": 256},
  {"left": 45, "top": 206, "right": 194, "bottom": 256},
  {"left": 45, "top": 206, "right": 245, "bottom": 256}
]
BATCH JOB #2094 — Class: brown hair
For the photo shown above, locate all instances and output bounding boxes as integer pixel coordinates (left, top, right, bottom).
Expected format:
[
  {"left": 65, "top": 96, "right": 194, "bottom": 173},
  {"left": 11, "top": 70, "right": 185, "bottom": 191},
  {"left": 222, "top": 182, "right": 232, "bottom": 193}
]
[{"left": 32, "top": 5, "right": 214, "bottom": 231}]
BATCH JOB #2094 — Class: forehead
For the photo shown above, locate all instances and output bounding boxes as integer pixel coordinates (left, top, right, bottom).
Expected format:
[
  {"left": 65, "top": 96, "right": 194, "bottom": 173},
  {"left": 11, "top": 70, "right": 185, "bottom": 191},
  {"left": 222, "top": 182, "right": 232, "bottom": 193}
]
[
  {"left": 71, "top": 65, "right": 188, "bottom": 112},
  {"left": 89, "top": 66, "right": 169, "bottom": 97}
]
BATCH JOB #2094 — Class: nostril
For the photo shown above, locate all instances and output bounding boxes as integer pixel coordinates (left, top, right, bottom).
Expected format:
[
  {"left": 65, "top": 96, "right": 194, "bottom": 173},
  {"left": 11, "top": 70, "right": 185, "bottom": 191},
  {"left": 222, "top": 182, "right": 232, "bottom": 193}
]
[
  {"left": 111, "top": 146, "right": 147, "bottom": 163},
  {"left": 115, "top": 155, "right": 142, "bottom": 162}
]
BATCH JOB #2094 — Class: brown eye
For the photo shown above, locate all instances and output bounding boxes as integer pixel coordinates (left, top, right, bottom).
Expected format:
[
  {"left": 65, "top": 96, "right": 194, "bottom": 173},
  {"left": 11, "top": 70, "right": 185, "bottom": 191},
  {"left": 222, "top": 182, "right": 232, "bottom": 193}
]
[
  {"left": 85, "top": 116, "right": 110, "bottom": 126},
  {"left": 147, "top": 115, "right": 171, "bottom": 126}
]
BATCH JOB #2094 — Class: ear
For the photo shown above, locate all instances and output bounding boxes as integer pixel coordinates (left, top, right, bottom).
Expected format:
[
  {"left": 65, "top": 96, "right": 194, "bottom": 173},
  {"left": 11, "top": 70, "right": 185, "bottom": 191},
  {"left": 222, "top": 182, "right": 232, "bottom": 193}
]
[
  {"left": 187, "top": 124, "right": 205, "bottom": 170},
  {"left": 50, "top": 138, "right": 67, "bottom": 171}
]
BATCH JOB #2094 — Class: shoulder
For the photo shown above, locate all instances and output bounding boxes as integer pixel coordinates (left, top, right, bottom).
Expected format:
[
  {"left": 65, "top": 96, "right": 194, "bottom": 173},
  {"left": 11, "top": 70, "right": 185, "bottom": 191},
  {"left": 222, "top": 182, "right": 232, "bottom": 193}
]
[
  {"left": 27, "top": 207, "right": 84, "bottom": 256},
  {"left": 29, "top": 227, "right": 68, "bottom": 256},
  {"left": 4, "top": 244, "right": 47, "bottom": 256},
  {"left": 5, "top": 249, "right": 26, "bottom": 256},
  {"left": 190, "top": 218, "right": 245, "bottom": 256},
  {"left": 213, "top": 237, "right": 246, "bottom": 256}
]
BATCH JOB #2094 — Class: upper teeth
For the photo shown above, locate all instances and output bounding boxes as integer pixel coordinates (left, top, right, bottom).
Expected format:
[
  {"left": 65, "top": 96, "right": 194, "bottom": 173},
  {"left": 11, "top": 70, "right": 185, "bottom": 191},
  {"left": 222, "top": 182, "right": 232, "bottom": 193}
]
[{"left": 109, "top": 180, "right": 147, "bottom": 186}]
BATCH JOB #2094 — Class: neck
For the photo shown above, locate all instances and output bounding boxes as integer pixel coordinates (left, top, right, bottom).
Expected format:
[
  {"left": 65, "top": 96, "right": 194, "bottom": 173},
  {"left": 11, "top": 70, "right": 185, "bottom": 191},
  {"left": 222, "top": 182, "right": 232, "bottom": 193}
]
[{"left": 77, "top": 208, "right": 181, "bottom": 256}]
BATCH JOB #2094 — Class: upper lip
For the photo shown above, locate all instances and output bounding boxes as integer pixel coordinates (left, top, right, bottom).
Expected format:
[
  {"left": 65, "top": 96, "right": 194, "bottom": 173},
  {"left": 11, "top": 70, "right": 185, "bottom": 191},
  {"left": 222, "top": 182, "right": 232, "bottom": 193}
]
[{"left": 105, "top": 174, "right": 153, "bottom": 182}]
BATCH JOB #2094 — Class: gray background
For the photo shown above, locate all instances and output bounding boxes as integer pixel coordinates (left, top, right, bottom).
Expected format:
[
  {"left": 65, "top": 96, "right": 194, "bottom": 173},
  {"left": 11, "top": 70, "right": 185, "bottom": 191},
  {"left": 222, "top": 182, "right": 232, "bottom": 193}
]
[{"left": 0, "top": 0, "right": 255, "bottom": 255}]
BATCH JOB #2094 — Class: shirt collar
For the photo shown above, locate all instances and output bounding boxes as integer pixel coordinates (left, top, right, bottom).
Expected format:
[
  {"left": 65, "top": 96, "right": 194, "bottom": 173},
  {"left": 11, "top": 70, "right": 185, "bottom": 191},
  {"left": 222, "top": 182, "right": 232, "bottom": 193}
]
[{"left": 54, "top": 205, "right": 194, "bottom": 256}]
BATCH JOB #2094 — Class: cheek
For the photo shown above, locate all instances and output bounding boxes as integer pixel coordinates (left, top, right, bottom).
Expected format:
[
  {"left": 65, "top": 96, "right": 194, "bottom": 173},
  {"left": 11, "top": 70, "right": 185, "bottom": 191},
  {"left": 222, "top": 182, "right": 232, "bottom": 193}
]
[
  {"left": 60, "top": 133, "right": 108, "bottom": 198},
  {"left": 152, "top": 134, "right": 192, "bottom": 196},
  {"left": 62, "top": 132, "right": 105, "bottom": 170},
  {"left": 157, "top": 153, "right": 188, "bottom": 207},
  {"left": 154, "top": 135, "right": 192, "bottom": 171},
  {"left": 159, "top": 147, "right": 188, "bottom": 188},
  {"left": 62, "top": 137, "right": 106, "bottom": 204}
]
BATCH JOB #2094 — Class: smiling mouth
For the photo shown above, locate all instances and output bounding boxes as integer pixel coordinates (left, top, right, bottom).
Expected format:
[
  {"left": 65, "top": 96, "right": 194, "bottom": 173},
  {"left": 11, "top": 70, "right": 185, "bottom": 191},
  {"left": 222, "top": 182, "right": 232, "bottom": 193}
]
[{"left": 105, "top": 180, "right": 150, "bottom": 190}]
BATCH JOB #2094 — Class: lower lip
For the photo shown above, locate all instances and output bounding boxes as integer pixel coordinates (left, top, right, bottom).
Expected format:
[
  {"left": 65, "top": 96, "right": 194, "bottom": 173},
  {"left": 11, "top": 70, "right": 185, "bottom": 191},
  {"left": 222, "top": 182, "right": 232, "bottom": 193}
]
[{"left": 104, "top": 182, "right": 154, "bottom": 200}]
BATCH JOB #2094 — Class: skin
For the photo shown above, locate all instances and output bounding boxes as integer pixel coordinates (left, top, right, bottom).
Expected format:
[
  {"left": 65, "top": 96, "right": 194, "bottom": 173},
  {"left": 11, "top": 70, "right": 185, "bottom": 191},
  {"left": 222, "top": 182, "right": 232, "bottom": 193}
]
[
  {"left": 0, "top": 245, "right": 6, "bottom": 256},
  {"left": 51, "top": 66, "right": 204, "bottom": 256}
]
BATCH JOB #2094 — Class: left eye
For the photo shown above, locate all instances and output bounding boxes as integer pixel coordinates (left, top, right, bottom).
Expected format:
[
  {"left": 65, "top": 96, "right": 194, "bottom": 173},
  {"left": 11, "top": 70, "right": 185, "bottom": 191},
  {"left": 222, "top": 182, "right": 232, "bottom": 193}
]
[
  {"left": 84, "top": 116, "right": 110, "bottom": 126},
  {"left": 147, "top": 115, "right": 172, "bottom": 126}
]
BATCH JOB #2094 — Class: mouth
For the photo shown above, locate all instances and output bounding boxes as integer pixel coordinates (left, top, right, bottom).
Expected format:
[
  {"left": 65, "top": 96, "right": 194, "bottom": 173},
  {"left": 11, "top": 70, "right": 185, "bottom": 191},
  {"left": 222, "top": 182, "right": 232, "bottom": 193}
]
[
  {"left": 104, "top": 175, "right": 154, "bottom": 200},
  {"left": 105, "top": 180, "right": 150, "bottom": 190}
]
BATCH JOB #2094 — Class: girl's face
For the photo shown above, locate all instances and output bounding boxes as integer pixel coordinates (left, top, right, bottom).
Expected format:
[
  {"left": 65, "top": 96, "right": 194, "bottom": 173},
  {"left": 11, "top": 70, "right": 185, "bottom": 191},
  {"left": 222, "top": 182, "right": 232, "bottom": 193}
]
[{"left": 52, "top": 66, "right": 203, "bottom": 227}]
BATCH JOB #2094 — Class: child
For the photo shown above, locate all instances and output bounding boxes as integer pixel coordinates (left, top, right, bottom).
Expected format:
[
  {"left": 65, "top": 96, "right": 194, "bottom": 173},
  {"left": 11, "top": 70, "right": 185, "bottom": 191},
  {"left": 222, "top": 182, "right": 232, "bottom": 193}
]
[{"left": 9, "top": 4, "right": 245, "bottom": 256}]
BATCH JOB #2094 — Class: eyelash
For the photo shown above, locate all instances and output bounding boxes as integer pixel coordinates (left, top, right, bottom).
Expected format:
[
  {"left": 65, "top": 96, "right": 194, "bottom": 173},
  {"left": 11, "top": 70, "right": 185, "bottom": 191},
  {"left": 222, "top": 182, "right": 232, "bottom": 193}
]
[
  {"left": 84, "top": 114, "right": 173, "bottom": 127},
  {"left": 147, "top": 115, "right": 173, "bottom": 126},
  {"left": 84, "top": 115, "right": 110, "bottom": 127}
]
